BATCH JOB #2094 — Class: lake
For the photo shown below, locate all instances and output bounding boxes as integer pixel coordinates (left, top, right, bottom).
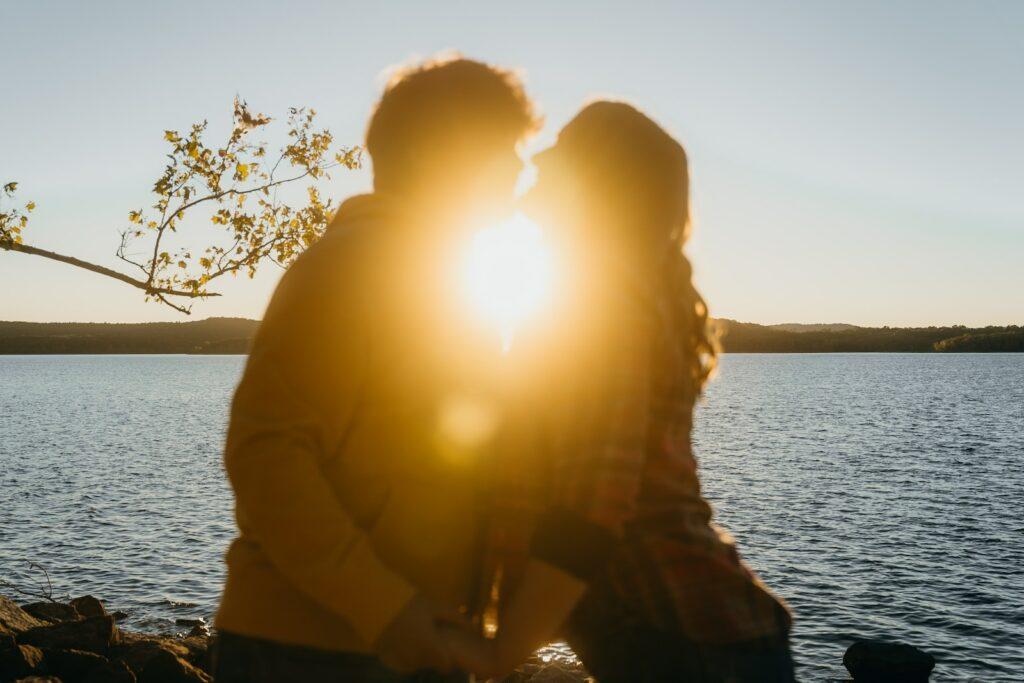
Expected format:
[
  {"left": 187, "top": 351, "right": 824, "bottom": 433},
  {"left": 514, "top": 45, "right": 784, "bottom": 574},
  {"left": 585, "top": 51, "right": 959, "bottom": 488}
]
[{"left": 1, "top": 354, "right": 1022, "bottom": 681}]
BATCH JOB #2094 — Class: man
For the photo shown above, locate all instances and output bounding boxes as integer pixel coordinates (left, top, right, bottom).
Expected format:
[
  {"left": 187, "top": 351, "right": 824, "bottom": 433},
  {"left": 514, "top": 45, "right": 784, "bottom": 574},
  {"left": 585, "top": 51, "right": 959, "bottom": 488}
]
[{"left": 214, "top": 56, "right": 539, "bottom": 681}]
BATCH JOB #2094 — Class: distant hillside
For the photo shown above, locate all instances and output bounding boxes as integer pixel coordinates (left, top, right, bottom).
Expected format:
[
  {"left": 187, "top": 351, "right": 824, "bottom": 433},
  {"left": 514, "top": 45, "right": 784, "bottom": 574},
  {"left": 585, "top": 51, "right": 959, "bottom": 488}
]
[
  {"left": 717, "top": 319, "right": 1023, "bottom": 353},
  {"left": 0, "top": 317, "right": 258, "bottom": 354},
  {"left": 0, "top": 317, "right": 1020, "bottom": 354}
]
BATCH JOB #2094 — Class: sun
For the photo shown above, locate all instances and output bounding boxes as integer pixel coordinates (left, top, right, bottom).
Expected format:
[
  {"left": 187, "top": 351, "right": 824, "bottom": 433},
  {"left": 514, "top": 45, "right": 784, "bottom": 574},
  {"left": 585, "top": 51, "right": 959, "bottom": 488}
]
[{"left": 460, "top": 212, "right": 556, "bottom": 351}]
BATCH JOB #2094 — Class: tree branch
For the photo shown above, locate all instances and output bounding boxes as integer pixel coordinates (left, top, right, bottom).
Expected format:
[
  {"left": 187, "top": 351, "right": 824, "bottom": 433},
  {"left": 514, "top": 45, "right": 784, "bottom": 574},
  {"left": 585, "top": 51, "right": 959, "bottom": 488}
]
[
  {"left": 2, "top": 241, "right": 221, "bottom": 302},
  {"left": 2, "top": 102, "right": 354, "bottom": 315},
  {"left": 165, "top": 167, "right": 320, "bottom": 226}
]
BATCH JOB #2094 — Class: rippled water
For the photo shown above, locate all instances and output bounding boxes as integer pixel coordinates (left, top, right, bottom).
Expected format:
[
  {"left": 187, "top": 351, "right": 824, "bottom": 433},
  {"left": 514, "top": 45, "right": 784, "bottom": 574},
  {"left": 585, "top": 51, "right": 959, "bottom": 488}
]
[{"left": 1, "top": 354, "right": 1022, "bottom": 681}]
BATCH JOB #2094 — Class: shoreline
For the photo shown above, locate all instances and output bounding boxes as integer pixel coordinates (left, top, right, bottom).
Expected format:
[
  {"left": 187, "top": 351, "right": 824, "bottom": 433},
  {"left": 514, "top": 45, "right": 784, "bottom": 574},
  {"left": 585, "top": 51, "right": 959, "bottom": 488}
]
[
  {"left": 1, "top": 592, "right": 940, "bottom": 682},
  {"left": 1, "top": 593, "right": 213, "bottom": 682}
]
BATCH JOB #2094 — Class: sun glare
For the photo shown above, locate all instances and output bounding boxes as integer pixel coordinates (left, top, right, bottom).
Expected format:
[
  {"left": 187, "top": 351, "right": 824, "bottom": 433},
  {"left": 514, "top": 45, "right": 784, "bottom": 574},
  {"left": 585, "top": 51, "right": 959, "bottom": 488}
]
[{"left": 461, "top": 212, "right": 555, "bottom": 352}]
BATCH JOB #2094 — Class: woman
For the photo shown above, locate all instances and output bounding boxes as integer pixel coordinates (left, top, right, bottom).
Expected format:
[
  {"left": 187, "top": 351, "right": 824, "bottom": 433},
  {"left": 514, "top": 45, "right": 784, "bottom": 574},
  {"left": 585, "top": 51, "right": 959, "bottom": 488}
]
[{"left": 447, "top": 101, "right": 795, "bottom": 682}]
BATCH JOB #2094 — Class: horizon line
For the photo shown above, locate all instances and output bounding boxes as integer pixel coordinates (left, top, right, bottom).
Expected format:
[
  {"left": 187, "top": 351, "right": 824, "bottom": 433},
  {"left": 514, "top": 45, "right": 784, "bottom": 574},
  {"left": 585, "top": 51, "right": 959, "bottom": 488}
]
[{"left": 1, "top": 316, "right": 1021, "bottom": 330}]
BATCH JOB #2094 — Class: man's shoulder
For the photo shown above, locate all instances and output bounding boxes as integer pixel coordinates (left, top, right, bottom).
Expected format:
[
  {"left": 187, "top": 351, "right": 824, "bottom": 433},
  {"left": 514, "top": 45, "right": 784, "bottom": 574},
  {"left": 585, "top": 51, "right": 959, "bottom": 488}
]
[{"left": 283, "top": 195, "right": 402, "bottom": 292}]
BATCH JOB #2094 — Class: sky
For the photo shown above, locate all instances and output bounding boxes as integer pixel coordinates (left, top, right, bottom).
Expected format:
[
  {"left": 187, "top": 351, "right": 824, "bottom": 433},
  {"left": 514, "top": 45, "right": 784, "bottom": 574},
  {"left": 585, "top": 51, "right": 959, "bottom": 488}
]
[{"left": 1, "top": 1, "right": 1022, "bottom": 326}]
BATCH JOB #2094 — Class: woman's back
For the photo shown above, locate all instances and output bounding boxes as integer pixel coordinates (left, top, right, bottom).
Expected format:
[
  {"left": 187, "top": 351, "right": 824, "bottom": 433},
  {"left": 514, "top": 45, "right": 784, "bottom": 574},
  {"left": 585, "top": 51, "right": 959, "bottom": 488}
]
[{"left": 602, "top": 258, "right": 790, "bottom": 643}]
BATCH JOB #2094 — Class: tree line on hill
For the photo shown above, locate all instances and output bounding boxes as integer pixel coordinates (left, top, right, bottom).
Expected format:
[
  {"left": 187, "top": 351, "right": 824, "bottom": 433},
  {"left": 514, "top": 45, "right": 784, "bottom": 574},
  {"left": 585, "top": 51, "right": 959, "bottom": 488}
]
[
  {"left": 0, "top": 318, "right": 258, "bottom": 354},
  {"left": 0, "top": 317, "right": 1020, "bottom": 354},
  {"left": 716, "top": 320, "right": 1024, "bottom": 353}
]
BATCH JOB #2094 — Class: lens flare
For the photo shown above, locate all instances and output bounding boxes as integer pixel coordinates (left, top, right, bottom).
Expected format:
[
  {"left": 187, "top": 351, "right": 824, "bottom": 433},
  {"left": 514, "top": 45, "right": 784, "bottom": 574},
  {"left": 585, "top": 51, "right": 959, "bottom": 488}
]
[{"left": 460, "top": 212, "right": 555, "bottom": 351}]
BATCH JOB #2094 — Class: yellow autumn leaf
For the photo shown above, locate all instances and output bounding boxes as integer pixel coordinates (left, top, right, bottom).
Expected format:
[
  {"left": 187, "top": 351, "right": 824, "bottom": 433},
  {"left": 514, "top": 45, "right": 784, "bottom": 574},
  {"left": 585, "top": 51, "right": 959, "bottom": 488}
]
[
  {"left": 236, "top": 163, "right": 249, "bottom": 180},
  {"left": 25, "top": 202, "right": 36, "bottom": 212}
]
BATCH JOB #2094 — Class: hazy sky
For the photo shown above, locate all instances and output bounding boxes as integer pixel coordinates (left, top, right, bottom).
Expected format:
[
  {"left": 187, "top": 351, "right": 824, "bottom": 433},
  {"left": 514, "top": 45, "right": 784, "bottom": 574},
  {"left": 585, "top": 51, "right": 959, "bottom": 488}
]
[{"left": 2, "top": 1, "right": 1021, "bottom": 326}]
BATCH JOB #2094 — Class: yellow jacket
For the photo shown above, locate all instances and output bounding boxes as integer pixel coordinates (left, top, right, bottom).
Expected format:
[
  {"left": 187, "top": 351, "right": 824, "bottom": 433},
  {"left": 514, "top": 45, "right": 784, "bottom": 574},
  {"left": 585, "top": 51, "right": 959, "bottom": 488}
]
[{"left": 216, "top": 195, "right": 503, "bottom": 652}]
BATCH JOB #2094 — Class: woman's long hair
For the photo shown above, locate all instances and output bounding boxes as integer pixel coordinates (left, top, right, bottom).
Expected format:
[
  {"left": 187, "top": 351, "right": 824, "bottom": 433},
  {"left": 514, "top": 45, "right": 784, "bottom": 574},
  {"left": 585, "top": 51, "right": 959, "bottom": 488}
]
[{"left": 555, "top": 100, "right": 718, "bottom": 391}]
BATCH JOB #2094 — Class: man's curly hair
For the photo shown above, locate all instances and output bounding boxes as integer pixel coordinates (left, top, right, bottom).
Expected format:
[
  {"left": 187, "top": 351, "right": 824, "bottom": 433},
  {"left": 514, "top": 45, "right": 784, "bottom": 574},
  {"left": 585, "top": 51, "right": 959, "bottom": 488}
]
[{"left": 366, "top": 55, "right": 541, "bottom": 192}]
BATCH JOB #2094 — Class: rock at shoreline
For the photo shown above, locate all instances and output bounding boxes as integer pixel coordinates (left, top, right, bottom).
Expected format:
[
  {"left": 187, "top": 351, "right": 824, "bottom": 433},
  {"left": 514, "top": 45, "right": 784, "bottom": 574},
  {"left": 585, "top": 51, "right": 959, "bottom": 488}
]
[
  {"left": 0, "top": 643, "right": 44, "bottom": 679},
  {"left": 68, "top": 598, "right": 106, "bottom": 621},
  {"left": 0, "top": 593, "right": 211, "bottom": 683},
  {"left": 21, "top": 604, "right": 81, "bottom": 626},
  {"left": 134, "top": 647, "right": 211, "bottom": 683},
  {"left": 113, "top": 631, "right": 211, "bottom": 681},
  {"left": 18, "top": 616, "right": 121, "bottom": 656},
  {"left": 844, "top": 640, "right": 935, "bottom": 682},
  {"left": 39, "top": 648, "right": 134, "bottom": 682},
  {"left": 171, "top": 620, "right": 209, "bottom": 638},
  {"left": 0, "top": 596, "right": 46, "bottom": 636}
]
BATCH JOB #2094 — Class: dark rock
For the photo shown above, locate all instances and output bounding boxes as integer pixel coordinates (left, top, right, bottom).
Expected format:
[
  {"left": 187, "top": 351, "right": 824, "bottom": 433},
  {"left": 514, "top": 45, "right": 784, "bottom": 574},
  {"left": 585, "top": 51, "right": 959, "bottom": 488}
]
[
  {"left": 18, "top": 616, "right": 120, "bottom": 656},
  {"left": 20, "top": 603, "right": 80, "bottom": 625},
  {"left": 111, "top": 633, "right": 192, "bottom": 679},
  {"left": 137, "top": 647, "right": 212, "bottom": 683},
  {"left": 184, "top": 623, "right": 208, "bottom": 639},
  {"left": 28, "top": 645, "right": 133, "bottom": 682},
  {"left": 844, "top": 640, "right": 935, "bottom": 682},
  {"left": 0, "top": 643, "right": 45, "bottom": 679},
  {"left": 174, "top": 635, "right": 211, "bottom": 673},
  {"left": 12, "top": 677, "right": 62, "bottom": 682},
  {"left": 69, "top": 597, "right": 107, "bottom": 620},
  {"left": 84, "top": 659, "right": 136, "bottom": 683},
  {"left": 38, "top": 648, "right": 108, "bottom": 680},
  {"left": 0, "top": 596, "right": 46, "bottom": 636},
  {"left": 110, "top": 612, "right": 129, "bottom": 623}
]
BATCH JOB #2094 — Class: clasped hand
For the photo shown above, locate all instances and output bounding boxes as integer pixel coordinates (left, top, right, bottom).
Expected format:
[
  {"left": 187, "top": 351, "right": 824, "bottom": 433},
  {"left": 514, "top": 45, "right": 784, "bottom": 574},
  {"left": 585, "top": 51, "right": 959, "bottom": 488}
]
[{"left": 373, "top": 594, "right": 508, "bottom": 678}]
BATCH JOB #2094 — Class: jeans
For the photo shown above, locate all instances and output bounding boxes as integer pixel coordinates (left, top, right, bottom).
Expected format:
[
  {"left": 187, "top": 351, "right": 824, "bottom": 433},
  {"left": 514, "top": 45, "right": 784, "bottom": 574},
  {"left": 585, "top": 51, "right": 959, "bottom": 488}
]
[
  {"left": 212, "top": 631, "right": 469, "bottom": 683},
  {"left": 564, "top": 586, "right": 797, "bottom": 683}
]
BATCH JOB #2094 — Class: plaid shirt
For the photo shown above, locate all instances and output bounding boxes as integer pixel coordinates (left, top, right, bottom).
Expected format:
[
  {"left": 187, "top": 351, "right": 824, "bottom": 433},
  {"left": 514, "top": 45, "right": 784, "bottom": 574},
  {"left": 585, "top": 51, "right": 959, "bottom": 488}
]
[{"left": 481, "top": 257, "right": 792, "bottom": 644}]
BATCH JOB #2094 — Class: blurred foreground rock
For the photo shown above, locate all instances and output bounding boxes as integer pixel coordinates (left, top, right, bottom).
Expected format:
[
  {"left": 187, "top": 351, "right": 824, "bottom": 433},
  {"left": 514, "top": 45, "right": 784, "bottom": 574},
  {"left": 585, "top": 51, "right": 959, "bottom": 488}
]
[
  {"left": 0, "top": 594, "right": 211, "bottom": 683},
  {"left": 844, "top": 640, "right": 935, "bottom": 682}
]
